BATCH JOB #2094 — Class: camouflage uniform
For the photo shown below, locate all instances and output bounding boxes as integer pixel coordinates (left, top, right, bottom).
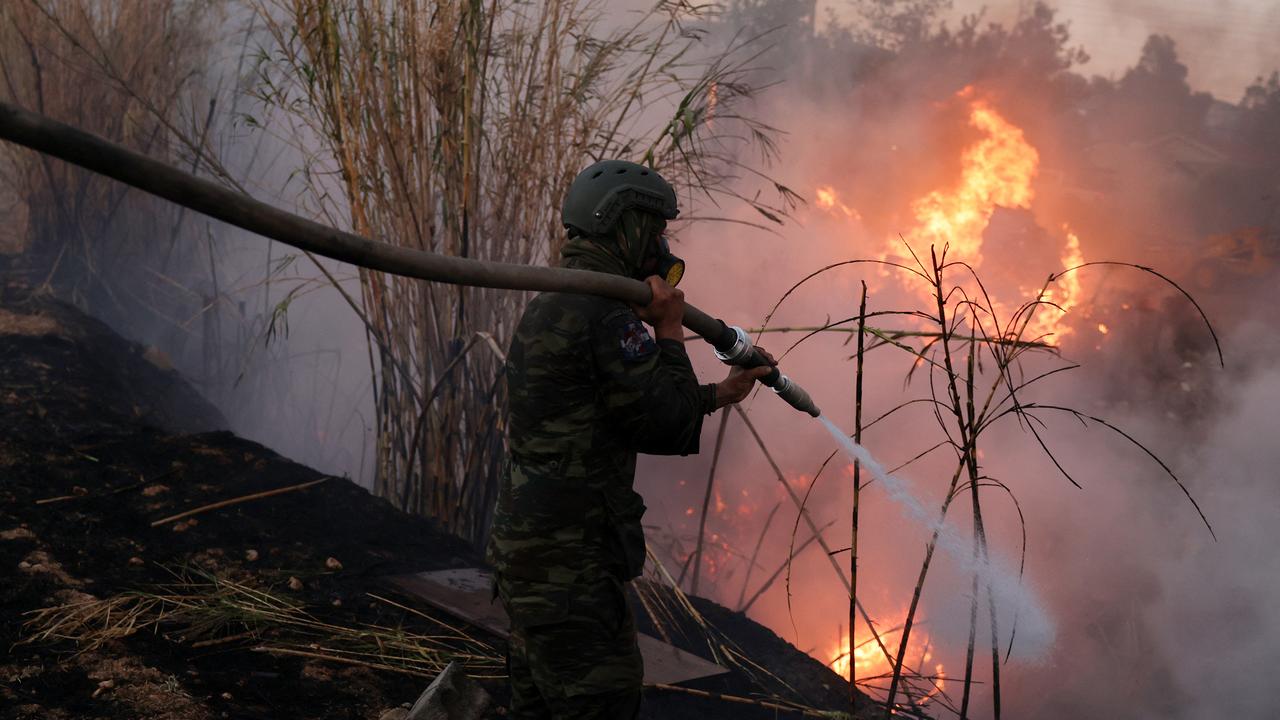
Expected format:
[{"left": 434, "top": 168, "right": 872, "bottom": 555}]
[{"left": 488, "top": 211, "right": 715, "bottom": 719}]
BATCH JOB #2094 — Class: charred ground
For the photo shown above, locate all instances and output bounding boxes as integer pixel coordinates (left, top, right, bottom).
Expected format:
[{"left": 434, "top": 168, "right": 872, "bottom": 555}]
[{"left": 0, "top": 273, "right": 871, "bottom": 720}]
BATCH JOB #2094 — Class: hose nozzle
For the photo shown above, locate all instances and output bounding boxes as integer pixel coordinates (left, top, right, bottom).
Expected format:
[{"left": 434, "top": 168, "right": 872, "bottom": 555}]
[{"left": 769, "top": 374, "right": 821, "bottom": 418}]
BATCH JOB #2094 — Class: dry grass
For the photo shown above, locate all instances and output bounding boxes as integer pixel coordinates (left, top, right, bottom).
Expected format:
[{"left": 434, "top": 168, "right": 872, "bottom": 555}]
[
  {"left": 0, "top": 307, "right": 60, "bottom": 335},
  {"left": 22, "top": 567, "right": 503, "bottom": 679}
]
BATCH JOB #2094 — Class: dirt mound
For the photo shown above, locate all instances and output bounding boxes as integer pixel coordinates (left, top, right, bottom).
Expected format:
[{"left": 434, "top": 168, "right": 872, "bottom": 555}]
[{"left": 0, "top": 282, "right": 871, "bottom": 719}]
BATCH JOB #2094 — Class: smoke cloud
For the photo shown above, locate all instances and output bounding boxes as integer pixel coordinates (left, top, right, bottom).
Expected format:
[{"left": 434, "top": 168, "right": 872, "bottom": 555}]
[{"left": 637, "top": 2, "right": 1280, "bottom": 716}]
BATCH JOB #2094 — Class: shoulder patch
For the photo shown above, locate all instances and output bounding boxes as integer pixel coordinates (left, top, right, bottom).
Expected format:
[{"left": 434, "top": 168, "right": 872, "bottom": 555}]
[{"left": 617, "top": 317, "right": 658, "bottom": 362}]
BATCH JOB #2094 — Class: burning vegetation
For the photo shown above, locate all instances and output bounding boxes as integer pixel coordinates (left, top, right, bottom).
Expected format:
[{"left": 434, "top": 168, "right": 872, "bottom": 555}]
[{"left": 639, "top": 3, "right": 1274, "bottom": 718}]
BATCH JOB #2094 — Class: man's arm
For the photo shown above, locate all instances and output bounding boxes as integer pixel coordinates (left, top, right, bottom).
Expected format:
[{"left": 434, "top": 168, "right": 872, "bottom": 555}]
[
  {"left": 631, "top": 275, "right": 774, "bottom": 410},
  {"left": 594, "top": 277, "right": 773, "bottom": 455},
  {"left": 592, "top": 301, "right": 707, "bottom": 455}
]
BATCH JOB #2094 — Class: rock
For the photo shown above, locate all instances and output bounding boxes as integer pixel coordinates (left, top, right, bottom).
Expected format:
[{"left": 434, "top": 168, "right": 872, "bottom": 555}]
[
  {"left": 244, "top": 549, "right": 259, "bottom": 562},
  {"left": 287, "top": 576, "right": 303, "bottom": 591},
  {"left": 1, "top": 526, "right": 35, "bottom": 541},
  {"left": 405, "top": 661, "right": 490, "bottom": 720},
  {"left": 325, "top": 556, "right": 343, "bottom": 571},
  {"left": 18, "top": 550, "right": 83, "bottom": 587}
]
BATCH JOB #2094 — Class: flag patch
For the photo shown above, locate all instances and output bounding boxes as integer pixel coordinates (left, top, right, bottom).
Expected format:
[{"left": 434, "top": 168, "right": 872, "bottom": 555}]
[{"left": 618, "top": 318, "right": 658, "bottom": 362}]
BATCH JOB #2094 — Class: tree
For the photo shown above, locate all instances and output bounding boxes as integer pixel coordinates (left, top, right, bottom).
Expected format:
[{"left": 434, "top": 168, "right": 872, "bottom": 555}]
[
  {"left": 1104, "top": 35, "right": 1213, "bottom": 140},
  {"left": 1240, "top": 72, "right": 1280, "bottom": 160}
]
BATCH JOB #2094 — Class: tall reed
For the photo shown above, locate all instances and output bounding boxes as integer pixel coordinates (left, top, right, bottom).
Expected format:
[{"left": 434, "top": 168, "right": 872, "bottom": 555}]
[
  {"left": 749, "top": 247, "right": 1219, "bottom": 717},
  {"left": 251, "top": 0, "right": 792, "bottom": 544},
  {"left": 0, "top": 2, "right": 212, "bottom": 311}
]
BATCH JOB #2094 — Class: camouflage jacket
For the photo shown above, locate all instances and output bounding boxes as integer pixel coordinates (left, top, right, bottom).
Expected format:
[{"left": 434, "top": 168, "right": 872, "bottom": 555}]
[{"left": 487, "top": 284, "right": 714, "bottom": 585}]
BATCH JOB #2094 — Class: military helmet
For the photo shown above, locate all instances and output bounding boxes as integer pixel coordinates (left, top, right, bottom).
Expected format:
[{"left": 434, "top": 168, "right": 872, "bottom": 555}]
[{"left": 562, "top": 159, "right": 678, "bottom": 237}]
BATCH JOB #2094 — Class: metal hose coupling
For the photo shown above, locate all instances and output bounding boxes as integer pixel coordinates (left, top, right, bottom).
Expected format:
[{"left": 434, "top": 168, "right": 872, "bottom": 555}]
[
  {"left": 769, "top": 373, "right": 822, "bottom": 418},
  {"left": 713, "top": 325, "right": 755, "bottom": 365},
  {"left": 712, "top": 324, "right": 821, "bottom": 417}
]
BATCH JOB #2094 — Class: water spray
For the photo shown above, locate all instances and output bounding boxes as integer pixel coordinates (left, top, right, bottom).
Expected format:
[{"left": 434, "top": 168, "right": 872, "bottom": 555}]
[
  {"left": 816, "top": 415, "right": 1055, "bottom": 658},
  {"left": 0, "top": 101, "right": 819, "bottom": 417}
]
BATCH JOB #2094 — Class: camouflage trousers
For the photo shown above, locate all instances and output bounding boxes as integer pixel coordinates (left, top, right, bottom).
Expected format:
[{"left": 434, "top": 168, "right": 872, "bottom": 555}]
[{"left": 497, "top": 573, "right": 643, "bottom": 720}]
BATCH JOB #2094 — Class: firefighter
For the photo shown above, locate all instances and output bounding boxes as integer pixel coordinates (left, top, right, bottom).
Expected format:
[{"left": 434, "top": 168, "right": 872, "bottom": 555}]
[{"left": 486, "top": 159, "right": 773, "bottom": 718}]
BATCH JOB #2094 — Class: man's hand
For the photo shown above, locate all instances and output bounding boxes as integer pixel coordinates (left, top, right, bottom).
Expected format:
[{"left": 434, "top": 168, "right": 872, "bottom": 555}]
[
  {"left": 715, "top": 346, "right": 777, "bottom": 408},
  {"left": 631, "top": 275, "right": 685, "bottom": 341}
]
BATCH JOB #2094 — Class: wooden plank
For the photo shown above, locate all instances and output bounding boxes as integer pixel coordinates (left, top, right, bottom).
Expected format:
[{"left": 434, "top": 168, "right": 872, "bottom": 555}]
[{"left": 385, "top": 568, "right": 729, "bottom": 686}]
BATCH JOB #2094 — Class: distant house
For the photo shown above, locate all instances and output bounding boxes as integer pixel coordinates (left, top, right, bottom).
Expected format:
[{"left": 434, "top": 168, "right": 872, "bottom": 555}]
[
  {"left": 1139, "top": 133, "right": 1229, "bottom": 180},
  {"left": 1063, "top": 132, "right": 1229, "bottom": 193}
]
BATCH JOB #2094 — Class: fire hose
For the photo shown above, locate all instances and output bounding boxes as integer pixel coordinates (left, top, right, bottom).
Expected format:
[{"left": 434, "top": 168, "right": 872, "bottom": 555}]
[{"left": 0, "top": 100, "right": 819, "bottom": 416}]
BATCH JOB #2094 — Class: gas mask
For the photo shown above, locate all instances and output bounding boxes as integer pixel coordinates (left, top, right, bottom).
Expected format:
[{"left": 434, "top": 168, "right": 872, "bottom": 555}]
[{"left": 654, "top": 233, "right": 685, "bottom": 287}]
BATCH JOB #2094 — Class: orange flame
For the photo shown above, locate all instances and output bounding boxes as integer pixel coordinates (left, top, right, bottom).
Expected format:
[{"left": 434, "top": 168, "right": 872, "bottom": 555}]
[
  {"left": 814, "top": 91, "right": 1088, "bottom": 343},
  {"left": 901, "top": 98, "right": 1038, "bottom": 267},
  {"left": 829, "top": 621, "right": 946, "bottom": 703},
  {"left": 1025, "top": 227, "right": 1086, "bottom": 340},
  {"left": 815, "top": 185, "right": 861, "bottom": 220}
]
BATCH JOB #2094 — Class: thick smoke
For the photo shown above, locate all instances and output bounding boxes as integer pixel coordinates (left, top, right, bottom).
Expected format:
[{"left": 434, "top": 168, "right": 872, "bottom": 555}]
[{"left": 637, "top": 2, "right": 1280, "bottom": 717}]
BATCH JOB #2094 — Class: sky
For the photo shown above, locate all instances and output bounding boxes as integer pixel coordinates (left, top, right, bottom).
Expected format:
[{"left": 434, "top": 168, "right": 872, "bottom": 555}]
[{"left": 819, "top": 0, "right": 1280, "bottom": 100}]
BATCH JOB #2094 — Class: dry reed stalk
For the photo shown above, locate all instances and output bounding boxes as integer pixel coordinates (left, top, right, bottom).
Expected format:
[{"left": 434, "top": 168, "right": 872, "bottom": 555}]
[
  {"left": 149, "top": 477, "right": 329, "bottom": 527},
  {"left": 885, "top": 246, "right": 1004, "bottom": 717},
  {"left": 959, "top": 338, "right": 981, "bottom": 720},
  {"left": 251, "top": 645, "right": 433, "bottom": 677},
  {"left": 645, "top": 682, "right": 836, "bottom": 718},
  {"left": 960, "top": 333, "right": 1004, "bottom": 719},
  {"left": 749, "top": 325, "right": 1050, "bottom": 350},
  {"left": 735, "top": 500, "right": 782, "bottom": 610},
  {"left": 690, "top": 409, "right": 731, "bottom": 596},
  {"left": 849, "top": 281, "right": 867, "bottom": 715}
]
